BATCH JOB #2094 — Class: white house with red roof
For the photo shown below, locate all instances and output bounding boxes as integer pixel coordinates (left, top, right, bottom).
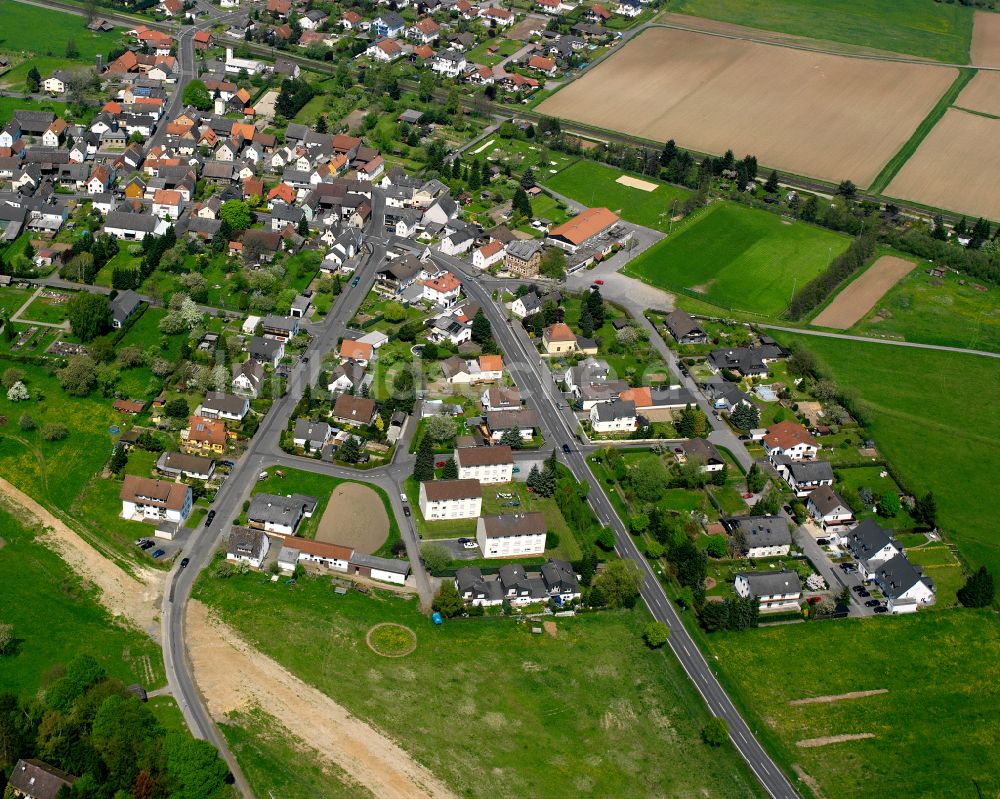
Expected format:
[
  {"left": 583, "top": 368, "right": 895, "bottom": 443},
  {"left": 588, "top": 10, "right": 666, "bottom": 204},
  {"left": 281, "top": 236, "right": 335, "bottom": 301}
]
[
  {"left": 473, "top": 239, "right": 506, "bottom": 269},
  {"left": 422, "top": 271, "right": 462, "bottom": 307}
]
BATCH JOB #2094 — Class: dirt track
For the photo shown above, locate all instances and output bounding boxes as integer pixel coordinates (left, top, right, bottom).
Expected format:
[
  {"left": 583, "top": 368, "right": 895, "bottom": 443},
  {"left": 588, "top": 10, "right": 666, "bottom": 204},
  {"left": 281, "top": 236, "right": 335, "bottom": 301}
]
[
  {"left": 796, "top": 733, "right": 875, "bottom": 748},
  {"left": 811, "top": 257, "right": 914, "bottom": 329},
  {"left": 186, "top": 601, "right": 457, "bottom": 799},
  {"left": 0, "top": 477, "right": 161, "bottom": 631},
  {"left": 538, "top": 27, "right": 956, "bottom": 186},
  {"left": 316, "top": 482, "right": 389, "bottom": 554},
  {"left": 789, "top": 688, "right": 889, "bottom": 706},
  {"left": 886, "top": 108, "right": 1000, "bottom": 221}
]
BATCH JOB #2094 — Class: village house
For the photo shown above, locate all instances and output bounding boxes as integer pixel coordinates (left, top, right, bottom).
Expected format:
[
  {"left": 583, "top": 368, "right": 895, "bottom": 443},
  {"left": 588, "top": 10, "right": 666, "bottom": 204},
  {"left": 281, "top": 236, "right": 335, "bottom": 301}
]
[
  {"left": 249, "top": 336, "right": 284, "bottom": 366},
  {"left": 120, "top": 475, "right": 192, "bottom": 524},
  {"left": 542, "top": 322, "right": 578, "bottom": 354},
  {"left": 293, "top": 419, "right": 332, "bottom": 450},
  {"left": 455, "top": 559, "right": 580, "bottom": 607},
  {"left": 678, "top": 438, "right": 725, "bottom": 472},
  {"left": 455, "top": 445, "right": 513, "bottom": 483},
  {"left": 232, "top": 359, "right": 264, "bottom": 397},
  {"left": 723, "top": 516, "right": 792, "bottom": 558},
  {"left": 778, "top": 459, "right": 834, "bottom": 496},
  {"left": 504, "top": 239, "right": 543, "bottom": 277},
  {"left": 418, "top": 478, "right": 483, "bottom": 520},
  {"left": 546, "top": 207, "right": 624, "bottom": 253},
  {"left": 806, "top": 485, "right": 855, "bottom": 533},
  {"left": 184, "top": 415, "right": 227, "bottom": 454},
  {"left": 247, "top": 492, "right": 318, "bottom": 536},
  {"left": 155, "top": 451, "right": 216, "bottom": 481},
  {"left": 477, "top": 512, "right": 547, "bottom": 558},
  {"left": 226, "top": 526, "right": 271, "bottom": 569},
  {"left": 111, "top": 290, "right": 141, "bottom": 329},
  {"left": 473, "top": 239, "right": 506, "bottom": 269},
  {"left": 197, "top": 391, "right": 249, "bottom": 422},
  {"left": 340, "top": 338, "right": 374, "bottom": 365},
  {"left": 764, "top": 421, "right": 819, "bottom": 464},
  {"left": 845, "top": 518, "right": 903, "bottom": 580},
  {"left": 482, "top": 385, "right": 522, "bottom": 412},
  {"left": 664, "top": 309, "right": 707, "bottom": 344},
  {"left": 734, "top": 569, "right": 802, "bottom": 611},
  {"left": 485, "top": 409, "right": 539, "bottom": 442},
  {"left": 332, "top": 394, "right": 376, "bottom": 426},
  {"left": 872, "top": 555, "right": 936, "bottom": 614},
  {"left": 8, "top": 759, "right": 77, "bottom": 799},
  {"left": 590, "top": 398, "right": 638, "bottom": 434}
]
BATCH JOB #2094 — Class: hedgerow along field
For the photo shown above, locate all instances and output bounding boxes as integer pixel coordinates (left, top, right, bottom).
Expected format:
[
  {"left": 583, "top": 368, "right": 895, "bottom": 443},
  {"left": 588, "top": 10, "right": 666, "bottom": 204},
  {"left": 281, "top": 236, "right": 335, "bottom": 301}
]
[
  {"left": 706, "top": 611, "right": 1000, "bottom": 799},
  {"left": 670, "top": 0, "right": 974, "bottom": 62},
  {"left": 777, "top": 334, "right": 1000, "bottom": 580},
  {"left": 194, "top": 573, "right": 768, "bottom": 799},
  {"left": 537, "top": 27, "right": 957, "bottom": 186},
  {"left": 544, "top": 160, "right": 691, "bottom": 232},
  {"left": 0, "top": 505, "right": 164, "bottom": 698},
  {"left": 624, "top": 202, "right": 850, "bottom": 317}
]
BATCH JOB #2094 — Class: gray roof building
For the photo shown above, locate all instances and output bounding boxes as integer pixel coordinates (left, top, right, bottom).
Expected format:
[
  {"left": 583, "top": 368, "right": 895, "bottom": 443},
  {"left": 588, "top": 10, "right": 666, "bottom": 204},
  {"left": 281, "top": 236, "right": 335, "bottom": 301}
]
[
  {"left": 736, "top": 569, "right": 801, "bottom": 597},
  {"left": 111, "top": 289, "right": 141, "bottom": 327},
  {"left": 723, "top": 516, "right": 792, "bottom": 553},
  {"left": 873, "top": 554, "right": 934, "bottom": 601},
  {"left": 248, "top": 492, "right": 318, "bottom": 530}
]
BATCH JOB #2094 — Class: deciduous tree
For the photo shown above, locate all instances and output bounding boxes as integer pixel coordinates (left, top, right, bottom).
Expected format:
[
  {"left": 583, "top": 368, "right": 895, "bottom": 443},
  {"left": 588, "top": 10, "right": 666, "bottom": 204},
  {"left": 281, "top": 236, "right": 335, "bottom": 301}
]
[
  {"left": 66, "top": 292, "right": 111, "bottom": 342},
  {"left": 643, "top": 621, "right": 670, "bottom": 648}
]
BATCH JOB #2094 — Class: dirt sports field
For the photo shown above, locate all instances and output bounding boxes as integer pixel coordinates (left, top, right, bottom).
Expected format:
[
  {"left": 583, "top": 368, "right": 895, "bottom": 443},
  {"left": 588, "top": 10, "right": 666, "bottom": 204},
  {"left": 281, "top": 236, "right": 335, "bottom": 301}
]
[
  {"left": 316, "top": 482, "right": 388, "bottom": 554},
  {"left": 812, "top": 256, "right": 916, "bottom": 329},
  {"left": 616, "top": 175, "right": 657, "bottom": 191},
  {"left": 955, "top": 71, "right": 1000, "bottom": 116},
  {"left": 972, "top": 10, "right": 1000, "bottom": 66},
  {"left": 886, "top": 108, "right": 1000, "bottom": 221},
  {"left": 537, "top": 28, "right": 956, "bottom": 186}
]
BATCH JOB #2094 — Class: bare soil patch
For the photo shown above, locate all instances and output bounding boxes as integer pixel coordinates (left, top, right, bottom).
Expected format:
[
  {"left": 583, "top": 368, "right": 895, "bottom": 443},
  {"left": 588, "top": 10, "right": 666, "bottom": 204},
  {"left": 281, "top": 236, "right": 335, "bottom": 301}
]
[
  {"left": 316, "top": 482, "right": 389, "bottom": 554},
  {"left": 538, "top": 28, "right": 956, "bottom": 186},
  {"left": 955, "top": 70, "right": 1000, "bottom": 116},
  {"left": 543, "top": 620, "right": 557, "bottom": 637},
  {"left": 790, "top": 688, "right": 889, "bottom": 706},
  {"left": 812, "top": 256, "right": 915, "bottom": 329},
  {"left": 796, "top": 733, "right": 875, "bottom": 748},
  {"left": 616, "top": 174, "right": 658, "bottom": 192},
  {"left": 971, "top": 10, "right": 1000, "bottom": 67},
  {"left": 186, "top": 601, "right": 457, "bottom": 799},
  {"left": 792, "top": 764, "right": 827, "bottom": 799},
  {"left": 886, "top": 108, "right": 1000, "bottom": 220},
  {"left": 0, "top": 477, "right": 160, "bottom": 631}
]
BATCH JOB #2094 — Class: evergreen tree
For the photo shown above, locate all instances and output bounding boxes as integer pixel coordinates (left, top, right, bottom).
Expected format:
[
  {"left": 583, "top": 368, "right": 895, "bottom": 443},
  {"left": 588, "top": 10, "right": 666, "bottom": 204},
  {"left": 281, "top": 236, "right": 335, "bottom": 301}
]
[
  {"left": 660, "top": 139, "right": 677, "bottom": 168},
  {"left": 26, "top": 66, "right": 41, "bottom": 93},
  {"left": 585, "top": 288, "right": 605, "bottom": 328},
  {"left": 441, "top": 457, "right": 458, "bottom": 479},
  {"left": 579, "top": 306, "right": 594, "bottom": 338},
  {"left": 520, "top": 168, "right": 536, "bottom": 189},
  {"left": 730, "top": 402, "right": 760, "bottom": 430},
  {"left": 108, "top": 444, "right": 128, "bottom": 476},
  {"left": 535, "top": 450, "right": 558, "bottom": 497},
  {"left": 746, "top": 462, "right": 766, "bottom": 493},
  {"left": 451, "top": 156, "right": 463, "bottom": 180},
  {"left": 297, "top": 216, "right": 309, "bottom": 236},
  {"left": 413, "top": 435, "right": 435, "bottom": 481},
  {"left": 676, "top": 404, "right": 696, "bottom": 438},
  {"left": 711, "top": 464, "right": 728, "bottom": 487},
  {"left": 499, "top": 428, "right": 522, "bottom": 449},
  {"left": 468, "top": 159, "right": 482, "bottom": 190},
  {"left": 471, "top": 309, "right": 492, "bottom": 345},
  {"left": 914, "top": 491, "right": 937, "bottom": 528},
  {"left": 512, "top": 187, "right": 532, "bottom": 219},
  {"left": 764, "top": 169, "right": 779, "bottom": 193},
  {"left": 958, "top": 566, "right": 995, "bottom": 608},
  {"left": 526, "top": 464, "right": 541, "bottom": 492},
  {"left": 339, "top": 436, "right": 361, "bottom": 463},
  {"left": 315, "top": 113, "right": 327, "bottom": 133}
]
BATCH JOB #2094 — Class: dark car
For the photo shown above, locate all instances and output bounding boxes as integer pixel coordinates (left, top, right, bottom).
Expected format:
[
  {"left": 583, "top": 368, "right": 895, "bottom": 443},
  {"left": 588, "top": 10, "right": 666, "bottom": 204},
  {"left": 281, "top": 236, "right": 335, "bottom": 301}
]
[
  {"left": 816, "top": 538, "right": 830, "bottom": 546},
  {"left": 858, "top": 589, "right": 870, "bottom": 598},
  {"left": 205, "top": 510, "right": 216, "bottom": 527},
  {"left": 219, "top": 460, "right": 236, "bottom": 468},
  {"left": 180, "top": 557, "right": 190, "bottom": 569},
  {"left": 139, "top": 540, "right": 155, "bottom": 550},
  {"left": 458, "top": 537, "right": 471, "bottom": 544},
  {"left": 403, "top": 506, "right": 411, "bottom": 517},
  {"left": 301, "top": 355, "right": 310, "bottom": 363},
  {"left": 351, "top": 276, "right": 360, "bottom": 287},
  {"left": 151, "top": 549, "right": 165, "bottom": 559},
  {"left": 865, "top": 599, "right": 880, "bottom": 607},
  {"left": 873, "top": 606, "right": 889, "bottom": 614},
  {"left": 852, "top": 585, "right": 865, "bottom": 594},
  {"left": 562, "top": 443, "right": 571, "bottom": 454}
]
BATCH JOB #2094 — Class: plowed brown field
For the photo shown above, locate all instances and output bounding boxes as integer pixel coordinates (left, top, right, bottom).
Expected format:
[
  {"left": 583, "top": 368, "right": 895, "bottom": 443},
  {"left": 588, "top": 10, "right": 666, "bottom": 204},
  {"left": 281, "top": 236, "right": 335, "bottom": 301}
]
[
  {"left": 886, "top": 108, "right": 1000, "bottom": 220},
  {"left": 971, "top": 10, "right": 1000, "bottom": 67},
  {"left": 812, "top": 256, "right": 915, "bottom": 329},
  {"left": 955, "top": 71, "right": 1000, "bottom": 116},
  {"left": 538, "top": 28, "right": 956, "bottom": 186}
]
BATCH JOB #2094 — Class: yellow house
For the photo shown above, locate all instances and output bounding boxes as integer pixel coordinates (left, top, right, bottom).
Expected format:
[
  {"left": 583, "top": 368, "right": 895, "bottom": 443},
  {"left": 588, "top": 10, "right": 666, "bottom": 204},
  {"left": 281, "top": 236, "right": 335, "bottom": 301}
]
[{"left": 542, "top": 322, "right": 578, "bottom": 355}]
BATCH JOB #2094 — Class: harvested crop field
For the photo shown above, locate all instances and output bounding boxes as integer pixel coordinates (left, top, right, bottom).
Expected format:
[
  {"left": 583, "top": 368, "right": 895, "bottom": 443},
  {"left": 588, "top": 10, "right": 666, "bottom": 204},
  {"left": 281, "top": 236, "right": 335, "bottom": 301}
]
[
  {"left": 886, "top": 108, "right": 1000, "bottom": 220},
  {"left": 538, "top": 28, "right": 957, "bottom": 186},
  {"left": 972, "top": 10, "right": 1000, "bottom": 67},
  {"left": 955, "top": 71, "right": 1000, "bottom": 116},
  {"left": 316, "top": 482, "right": 389, "bottom": 554},
  {"left": 812, "top": 255, "right": 915, "bottom": 329}
]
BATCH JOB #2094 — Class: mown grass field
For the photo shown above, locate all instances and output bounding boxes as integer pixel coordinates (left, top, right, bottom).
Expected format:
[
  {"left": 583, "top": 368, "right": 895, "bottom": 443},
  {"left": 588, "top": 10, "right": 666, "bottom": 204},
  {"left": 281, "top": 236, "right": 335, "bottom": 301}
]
[
  {"left": 707, "top": 611, "right": 1000, "bottom": 799},
  {"left": 0, "top": 96, "right": 75, "bottom": 127},
  {"left": 194, "top": 573, "right": 767, "bottom": 799},
  {"left": 0, "top": 0, "right": 126, "bottom": 90},
  {"left": 545, "top": 160, "right": 690, "bottom": 231},
  {"left": 671, "top": 0, "right": 974, "bottom": 62},
  {"left": 778, "top": 334, "right": 1000, "bottom": 580},
  {"left": 221, "top": 708, "right": 375, "bottom": 799},
  {"left": 849, "top": 269, "right": 1000, "bottom": 352},
  {"left": 625, "top": 202, "right": 849, "bottom": 317},
  {"left": 0, "top": 504, "right": 164, "bottom": 697}
]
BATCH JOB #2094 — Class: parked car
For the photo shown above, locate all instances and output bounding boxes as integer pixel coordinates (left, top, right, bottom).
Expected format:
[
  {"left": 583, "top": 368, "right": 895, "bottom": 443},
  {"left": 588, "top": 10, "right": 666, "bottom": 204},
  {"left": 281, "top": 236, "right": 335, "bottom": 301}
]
[
  {"left": 594, "top": 279, "right": 604, "bottom": 285},
  {"left": 400, "top": 492, "right": 407, "bottom": 502},
  {"left": 258, "top": 472, "right": 268, "bottom": 480},
  {"left": 403, "top": 506, "right": 411, "bottom": 517},
  {"left": 351, "top": 276, "right": 360, "bottom": 286},
  {"left": 816, "top": 538, "right": 830, "bottom": 546},
  {"left": 463, "top": 540, "right": 478, "bottom": 549},
  {"left": 865, "top": 599, "right": 880, "bottom": 607},
  {"left": 151, "top": 549, "right": 165, "bottom": 558},
  {"left": 873, "top": 606, "right": 889, "bottom": 614},
  {"left": 858, "top": 589, "right": 870, "bottom": 598},
  {"left": 458, "top": 537, "right": 471, "bottom": 544},
  {"left": 180, "top": 557, "right": 190, "bottom": 568},
  {"left": 139, "top": 540, "right": 155, "bottom": 551},
  {"left": 435, "top": 460, "right": 446, "bottom": 468},
  {"left": 852, "top": 585, "right": 865, "bottom": 594},
  {"left": 205, "top": 510, "right": 216, "bottom": 527}
]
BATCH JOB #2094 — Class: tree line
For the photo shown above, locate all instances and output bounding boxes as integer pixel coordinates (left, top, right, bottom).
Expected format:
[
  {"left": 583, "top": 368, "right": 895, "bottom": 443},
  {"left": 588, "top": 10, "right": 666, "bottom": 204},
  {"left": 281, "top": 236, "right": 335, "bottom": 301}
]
[{"left": 787, "top": 231, "right": 878, "bottom": 319}]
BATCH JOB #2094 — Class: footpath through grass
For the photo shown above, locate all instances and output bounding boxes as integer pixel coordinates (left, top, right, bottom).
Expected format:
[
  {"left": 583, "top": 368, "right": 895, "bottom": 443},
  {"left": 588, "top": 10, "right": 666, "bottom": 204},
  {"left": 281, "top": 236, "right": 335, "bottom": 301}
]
[
  {"left": 195, "top": 572, "right": 767, "bottom": 799},
  {"left": 777, "top": 334, "right": 1000, "bottom": 579},
  {"left": 625, "top": 202, "right": 849, "bottom": 317},
  {"left": 868, "top": 67, "right": 977, "bottom": 193},
  {"left": 0, "top": 504, "right": 164, "bottom": 697},
  {"left": 706, "top": 611, "right": 1000, "bottom": 799},
  {"left": 670, "top": 0, "right": 974, "bottom": 62},
  {"left": 544, "top": 159, "right": 691, "bottom": 231}
]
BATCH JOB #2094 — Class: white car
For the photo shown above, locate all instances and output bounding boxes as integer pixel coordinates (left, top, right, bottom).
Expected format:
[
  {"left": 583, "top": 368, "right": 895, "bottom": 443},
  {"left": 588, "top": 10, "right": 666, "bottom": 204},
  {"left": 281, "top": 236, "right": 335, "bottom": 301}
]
[{"left": 400, "top": 492, "right": 407, "bottom": 502}]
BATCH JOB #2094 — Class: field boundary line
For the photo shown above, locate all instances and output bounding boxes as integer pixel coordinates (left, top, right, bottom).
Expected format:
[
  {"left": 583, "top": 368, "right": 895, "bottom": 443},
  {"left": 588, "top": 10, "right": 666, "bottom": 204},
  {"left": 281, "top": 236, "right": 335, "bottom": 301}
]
[
  {"left": 868, "top": 67, "right": 977, "bottom": 193},
  {"left": 760, "top": 324, "right": 1000, "bottom": 359}
]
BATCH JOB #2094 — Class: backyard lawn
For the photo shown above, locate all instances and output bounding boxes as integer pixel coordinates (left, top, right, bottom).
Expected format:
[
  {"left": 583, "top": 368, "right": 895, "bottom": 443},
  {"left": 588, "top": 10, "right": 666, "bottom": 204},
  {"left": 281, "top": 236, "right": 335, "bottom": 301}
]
[
  {"left": 625, "top": 202, "right": 849, "bottom": 317},
  {"left": 707, "top": 611, "right": 1000, "bottom": 799},
  {"left": 20, "top": 291, "right": 74, "bottom": 325},
  {"left": 194, "top": 573, "right": 768, "bottom": 799},
  {"left": 0, "top": 505, "right": 165, "bottom": 698},
  {"left": 671, "top": 0, "right": 973, "bottom": 62},
  {"left": 848, "top": 269, "right": 1000, "bottom": 353},
  {"left": 545, "top": 159, "right": 691, "bottom": 232},
  {"left": 777, "top": 334, "right": 1000, "bottom": 581},
  {"left": 0, "top": 286, "right": 33, "bottom": 316}
]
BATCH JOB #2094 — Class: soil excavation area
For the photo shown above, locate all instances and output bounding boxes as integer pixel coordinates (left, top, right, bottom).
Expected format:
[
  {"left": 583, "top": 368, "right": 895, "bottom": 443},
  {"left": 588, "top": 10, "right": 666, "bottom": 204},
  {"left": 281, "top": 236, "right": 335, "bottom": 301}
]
[
  {"left": 315, "top": 482, "right": 389, "bottom": 554},
  {"left": 538, "top": 27, "right": 957, "bottom": 186}
]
